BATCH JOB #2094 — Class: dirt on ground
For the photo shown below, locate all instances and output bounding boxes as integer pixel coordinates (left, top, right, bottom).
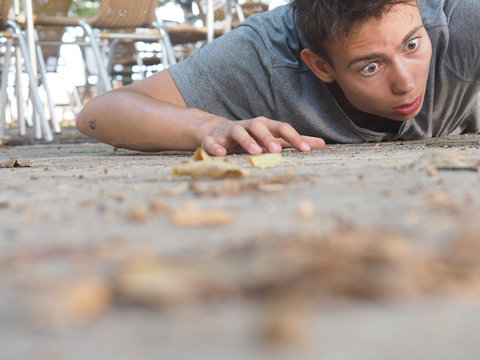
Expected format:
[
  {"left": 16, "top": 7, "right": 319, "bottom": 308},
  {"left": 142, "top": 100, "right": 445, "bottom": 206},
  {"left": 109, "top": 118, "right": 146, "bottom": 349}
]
[{"left": 1, "top": 128, "right": 480, "bottom": 360}]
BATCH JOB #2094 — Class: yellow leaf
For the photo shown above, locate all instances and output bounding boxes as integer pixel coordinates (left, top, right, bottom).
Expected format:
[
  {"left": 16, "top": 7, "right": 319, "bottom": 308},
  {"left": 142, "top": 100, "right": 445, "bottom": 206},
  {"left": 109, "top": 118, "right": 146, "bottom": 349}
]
[
  {"left": 248, "top": 153, "right": 285, "bottom": 168},
  {"left": 170, "top": 148, "right": 249, "bottom": 179},
  {"left": 171, "top": 202, "right": 234, "bottom": 227}
]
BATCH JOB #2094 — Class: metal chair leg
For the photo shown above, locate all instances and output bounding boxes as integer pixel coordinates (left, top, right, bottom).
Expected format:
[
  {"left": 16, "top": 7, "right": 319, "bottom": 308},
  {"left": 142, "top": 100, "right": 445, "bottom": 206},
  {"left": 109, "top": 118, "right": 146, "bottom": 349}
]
[
  {"left": 235, "top": 2, "right": 245, "bottom": 22},
  {"left": 15, "top": 49, "right": 27, "bottom": 136},
  {"left": 34, "top": 30, "right": 61, "bottom": 134},
  {"left": 59, "top": 55, "right": 83, "bottom": 113},
  {"left": 153, "top": 18, "right": 177, "bottom": 66},
  {"left": 79, "top": 19, "right": 113, "bottom": 93},
  {"left": 0, "top": 38, "right": 13, "bottom": 139},
  {"left": 136, "top": 54, "right": 145, "bottom": 80},
  {"left": 54, "top": 55, "right": 82, "bottom": 115},
  {"left": 8, "top": 20, "right": 53, "bottom": 141},
  {"left": 106, "top": 38, "right": 119, "bottom": 77}
]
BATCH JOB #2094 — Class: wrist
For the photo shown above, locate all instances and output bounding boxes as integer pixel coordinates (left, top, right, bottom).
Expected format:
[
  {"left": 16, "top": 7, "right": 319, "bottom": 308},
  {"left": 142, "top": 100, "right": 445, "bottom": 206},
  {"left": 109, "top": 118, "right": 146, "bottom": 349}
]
[{"left": 189, "top": 109, "right": 230, "bottom": 148}]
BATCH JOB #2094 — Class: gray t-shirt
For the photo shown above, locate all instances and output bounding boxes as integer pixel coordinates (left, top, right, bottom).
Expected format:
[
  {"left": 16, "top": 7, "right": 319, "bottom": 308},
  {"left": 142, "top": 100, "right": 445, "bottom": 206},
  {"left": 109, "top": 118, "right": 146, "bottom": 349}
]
[{"left": 169, "top": 0, "right": 480, "bottom": 143}]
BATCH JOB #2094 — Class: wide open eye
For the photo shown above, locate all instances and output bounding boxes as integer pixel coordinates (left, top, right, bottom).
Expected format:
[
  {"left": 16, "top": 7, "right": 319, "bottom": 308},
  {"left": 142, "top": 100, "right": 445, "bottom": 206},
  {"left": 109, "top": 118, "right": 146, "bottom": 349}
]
[
  {"left": 405, "top": 38, "right": 419, "bottom": 51},
  {"left": 360, "top": 62, "right": 379, "bottom": 76}
]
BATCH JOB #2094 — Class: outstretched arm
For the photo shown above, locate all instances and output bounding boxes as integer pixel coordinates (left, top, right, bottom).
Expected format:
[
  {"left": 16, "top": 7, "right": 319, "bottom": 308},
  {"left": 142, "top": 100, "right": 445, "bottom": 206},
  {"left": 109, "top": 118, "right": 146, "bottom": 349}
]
[{"left": 76, "top": 69, "right": 325, "bottom": 155}]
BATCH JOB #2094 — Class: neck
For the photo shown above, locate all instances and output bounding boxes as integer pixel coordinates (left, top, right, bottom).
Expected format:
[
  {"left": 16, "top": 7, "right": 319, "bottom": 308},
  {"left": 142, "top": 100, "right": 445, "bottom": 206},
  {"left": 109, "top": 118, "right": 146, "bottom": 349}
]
[{"left": 327, "top": 82, "right": 402, "bottom": 133}]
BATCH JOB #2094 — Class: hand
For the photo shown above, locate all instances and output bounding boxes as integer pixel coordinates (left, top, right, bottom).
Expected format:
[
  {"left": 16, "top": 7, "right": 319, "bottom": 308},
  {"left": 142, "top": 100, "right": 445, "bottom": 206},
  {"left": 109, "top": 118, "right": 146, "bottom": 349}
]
[{"left": 199, "top": 116, "right": 325, "bottom": 156}]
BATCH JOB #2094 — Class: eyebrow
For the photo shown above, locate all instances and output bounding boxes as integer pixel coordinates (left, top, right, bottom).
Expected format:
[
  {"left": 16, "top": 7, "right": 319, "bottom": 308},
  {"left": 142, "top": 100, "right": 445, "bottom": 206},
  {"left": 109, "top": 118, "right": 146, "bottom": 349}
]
[{"left": 347, "top": 24, "right": 425, "bottom": 68}]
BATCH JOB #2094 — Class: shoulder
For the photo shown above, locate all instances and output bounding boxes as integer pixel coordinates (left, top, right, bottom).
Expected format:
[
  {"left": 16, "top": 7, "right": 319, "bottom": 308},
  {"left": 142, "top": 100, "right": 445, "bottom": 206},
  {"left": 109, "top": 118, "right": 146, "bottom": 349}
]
[
  {"left": 443, "top": 0, "right": 480, "bottom": 34},
  {"left": 445, "top": 0, "right": 480, "bottom": 81},
  {"left": 236, "top": 5, "right": 305, "bottom": 68},
  {"left": 421, "top": 0, "right": 480, "bottom": 34},
  {"left": 421, "top": 0, "right": 480, "bottom": 82}
]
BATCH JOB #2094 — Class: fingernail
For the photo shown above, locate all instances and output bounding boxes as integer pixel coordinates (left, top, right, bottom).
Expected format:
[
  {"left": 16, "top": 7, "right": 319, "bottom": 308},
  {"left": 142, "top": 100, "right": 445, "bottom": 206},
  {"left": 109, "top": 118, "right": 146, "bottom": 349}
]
[
  {"left": 268, "top": 142, "right": 282, "bottom": 153},
  {"left": 249, "top": 143, "right": 262, "bottom": 154},
  {"left": 300, "top": 141, "right": 311, "bottom": 152}
]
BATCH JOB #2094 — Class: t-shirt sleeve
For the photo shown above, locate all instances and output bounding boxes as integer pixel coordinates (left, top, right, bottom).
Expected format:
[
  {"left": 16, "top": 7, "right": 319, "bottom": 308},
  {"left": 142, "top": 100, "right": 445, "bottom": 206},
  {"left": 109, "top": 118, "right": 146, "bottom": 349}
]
[
  {"left": 168, "top": 24, "right": 276, "bottom": 120},
  {"left": 446, "top": 0, "right": 480, "bottom": 83}
]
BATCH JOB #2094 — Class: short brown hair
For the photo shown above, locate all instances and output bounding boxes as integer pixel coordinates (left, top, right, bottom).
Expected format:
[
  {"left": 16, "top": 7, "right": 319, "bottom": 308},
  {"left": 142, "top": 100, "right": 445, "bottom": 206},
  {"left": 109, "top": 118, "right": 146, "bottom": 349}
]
[{"left": 291, "top": 0, "right": 418, "bottom": 63}]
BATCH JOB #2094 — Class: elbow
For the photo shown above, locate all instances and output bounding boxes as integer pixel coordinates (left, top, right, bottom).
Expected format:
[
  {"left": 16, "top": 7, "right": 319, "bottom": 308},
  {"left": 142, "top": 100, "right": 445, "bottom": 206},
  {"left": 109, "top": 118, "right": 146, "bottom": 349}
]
[
  {"left": 75, "top": 101, "right": 91, "bottom": 135},
  {"left": 75, "top": 101, "right": 98, "bottom": 137},
  {"left": 75, "top": 111, "right": 88, "bottom": 135},
  {"left": 75, "top": 96, "right": 120, "bottom": 148}
]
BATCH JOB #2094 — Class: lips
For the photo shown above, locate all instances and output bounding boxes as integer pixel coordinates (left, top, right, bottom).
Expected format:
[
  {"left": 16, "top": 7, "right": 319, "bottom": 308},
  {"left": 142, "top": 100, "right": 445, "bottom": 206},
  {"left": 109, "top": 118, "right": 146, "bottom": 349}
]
[{"left": 394, "top": 96, "right": 422, "bottom": 116}]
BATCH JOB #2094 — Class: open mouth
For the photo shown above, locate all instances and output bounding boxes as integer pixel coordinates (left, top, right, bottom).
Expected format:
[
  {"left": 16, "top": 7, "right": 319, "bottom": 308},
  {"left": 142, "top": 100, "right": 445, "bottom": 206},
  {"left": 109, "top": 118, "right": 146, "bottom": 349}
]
[{"left": 394, "top": 96, "right": 422, "bottom": 116}]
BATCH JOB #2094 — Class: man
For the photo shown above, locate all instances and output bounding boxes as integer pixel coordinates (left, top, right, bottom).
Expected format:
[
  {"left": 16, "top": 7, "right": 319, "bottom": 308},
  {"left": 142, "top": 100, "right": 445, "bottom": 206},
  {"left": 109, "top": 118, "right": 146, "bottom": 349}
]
[{"left": 76, "top": 0, "right": 480, "bottom": 155}]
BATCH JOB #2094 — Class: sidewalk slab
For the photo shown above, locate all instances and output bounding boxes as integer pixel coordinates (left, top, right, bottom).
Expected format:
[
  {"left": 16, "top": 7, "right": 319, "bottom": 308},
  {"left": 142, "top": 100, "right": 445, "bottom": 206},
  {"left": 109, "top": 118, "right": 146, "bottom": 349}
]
[{"left": 1, "top": 131, "right": 480, "bottom": 359}]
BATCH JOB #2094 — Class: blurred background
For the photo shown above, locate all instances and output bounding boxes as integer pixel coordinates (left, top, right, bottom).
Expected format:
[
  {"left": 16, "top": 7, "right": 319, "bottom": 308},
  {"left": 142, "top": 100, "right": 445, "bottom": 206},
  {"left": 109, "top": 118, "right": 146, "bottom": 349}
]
[{"left": 0, "top": 0, "right": 283, "bottom": 140}]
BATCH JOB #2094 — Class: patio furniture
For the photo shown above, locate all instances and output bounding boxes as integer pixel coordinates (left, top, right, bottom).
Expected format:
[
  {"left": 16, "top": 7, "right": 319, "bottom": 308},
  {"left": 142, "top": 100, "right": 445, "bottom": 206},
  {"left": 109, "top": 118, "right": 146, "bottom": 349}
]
[
  {"left": 19, "top": 0, "right": 178, "bottom": 93},
  {"left": 32, "top": 0, "right": 83, "bottom": 115},
  {"left": 194, "top": 0, "right": 269, "bottom": 42},
  {"left": 0, "top": 0, "right": 53, "bottom": 141},
  {"left": 32, "top": 0, "right": 72, "bottom": 69}
]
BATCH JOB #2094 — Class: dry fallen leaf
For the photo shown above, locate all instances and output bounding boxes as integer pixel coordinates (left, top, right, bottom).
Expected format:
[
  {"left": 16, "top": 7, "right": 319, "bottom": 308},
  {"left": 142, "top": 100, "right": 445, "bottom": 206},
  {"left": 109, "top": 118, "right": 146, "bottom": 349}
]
[
  {"left": 0, "top": 158, "right": 32, "bottom": 168},
  {"left": 297, "top": 199, "right": 315, "bottom": 219},
  {"left": 114, "top": 257, "right": 239, "bottom": 307},
  {"left": 260, "top": 293, "right": 312, "bottom": 347},
  {"left": 149, "top": 199, "right": 169, "bottom": 214},
  {"left": 171, "top": 202, "right": 234, "bottom": 227},
  {"left": 128, "top": 204, "right": 150, "bottom": 222},
  {"left": 248, "top": 153, "right": 285, "bottom": 168},
  {"left": 170, "top": 161, "right": 248, "bottom": 180},
  {"left": 427, "top": 190, "right": 460, "bottom": 211},
  {"left": 192, "top": 147, "right": 211, "bottom": 161},
  {"left": 58, "top": 277, "right": 112, "bottom": 325},
  {"left": 23, "top": 276, "right": 111, "bottom": 328},
  {"left": 115, "top": 259, "right": 207, "bottom": 306},
  {"left": 170, "top": 148, "right": 249, "bottom": 179}
]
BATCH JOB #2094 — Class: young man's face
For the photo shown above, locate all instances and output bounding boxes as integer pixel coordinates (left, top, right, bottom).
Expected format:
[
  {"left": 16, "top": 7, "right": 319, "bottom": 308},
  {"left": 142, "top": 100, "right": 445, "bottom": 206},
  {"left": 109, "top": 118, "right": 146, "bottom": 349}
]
[{"left": 321, "top": 3, "right": 432, "bottom": 121}]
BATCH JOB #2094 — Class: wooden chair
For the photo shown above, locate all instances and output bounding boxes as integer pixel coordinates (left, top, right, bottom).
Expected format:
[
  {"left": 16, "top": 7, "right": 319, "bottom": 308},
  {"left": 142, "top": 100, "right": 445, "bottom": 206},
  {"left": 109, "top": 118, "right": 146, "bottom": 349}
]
[
  {"left": 21, "top": 0, "right": 178, "bottom": 93},
  {"left": 193, "top": 0, "right": 269, "bottom": 37},
  {"left": 161, "top": 0, "right": 223, "bottom": 45},
  {"left": 73, "top": 0, "right": 227, "bottom": 84},
  {"left": 14, "top": 0, "right": 84, "bottom": 116},
  {"left": 240, "top": 2, "right": 269, "bottom": 18},
  {"left": 27, "top": 0, "right": 72, "bottom": 67}
]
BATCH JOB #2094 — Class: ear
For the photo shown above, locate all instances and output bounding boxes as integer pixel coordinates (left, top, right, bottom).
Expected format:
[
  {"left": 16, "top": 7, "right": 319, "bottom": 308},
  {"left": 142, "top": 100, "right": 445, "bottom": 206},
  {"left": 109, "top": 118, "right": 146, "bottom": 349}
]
[{"left": 301, "top": 49, "right": 336, "bottom": 83}]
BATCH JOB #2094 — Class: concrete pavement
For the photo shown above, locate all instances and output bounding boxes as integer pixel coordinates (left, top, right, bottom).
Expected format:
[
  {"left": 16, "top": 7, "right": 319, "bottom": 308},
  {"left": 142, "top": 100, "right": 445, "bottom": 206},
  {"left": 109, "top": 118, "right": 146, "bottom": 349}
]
[{"left": 1, "top": 129, "right": 480, "bottom": 359}]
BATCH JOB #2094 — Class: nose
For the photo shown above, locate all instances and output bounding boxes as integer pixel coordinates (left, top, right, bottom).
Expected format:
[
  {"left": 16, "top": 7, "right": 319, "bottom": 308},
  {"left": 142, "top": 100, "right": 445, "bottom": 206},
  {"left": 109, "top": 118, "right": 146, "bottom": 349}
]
[{"left": 390, "top": 60, "right": 415, "bottom": 95}]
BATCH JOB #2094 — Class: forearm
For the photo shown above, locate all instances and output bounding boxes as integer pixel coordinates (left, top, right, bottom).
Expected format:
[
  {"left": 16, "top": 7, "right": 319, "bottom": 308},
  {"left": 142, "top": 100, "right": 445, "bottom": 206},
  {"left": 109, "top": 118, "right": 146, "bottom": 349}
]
[
  {"left": 76, "top": 88, "right": 225, "bottom": 152},
  {"left": 76, "top": 73, "right": 326, "bottom": 155}
]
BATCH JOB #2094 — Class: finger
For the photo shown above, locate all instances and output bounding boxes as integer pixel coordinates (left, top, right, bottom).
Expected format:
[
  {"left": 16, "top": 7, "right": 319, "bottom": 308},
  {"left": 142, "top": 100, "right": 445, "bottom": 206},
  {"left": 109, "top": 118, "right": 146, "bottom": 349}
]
[
  {"left": 247, "top": 120, "right": 283, "bottom": 153},
  {"left": 202, "top": 136, "right": 227, "bottom": 156},
  {"left": 230, "top": 125, "right": 263, "bottom": 154},
  {"left": 302, "top": 136, "right": 326, "bottom": 150},
  {"left": 275, "top": 136, "right": 325, "bottom": 151},
  {"left": 276, "top": 138, "right": 293, "bottom": 149},
  {"left": 267, "top": 121, "right": 312, "bottom": 152}
]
